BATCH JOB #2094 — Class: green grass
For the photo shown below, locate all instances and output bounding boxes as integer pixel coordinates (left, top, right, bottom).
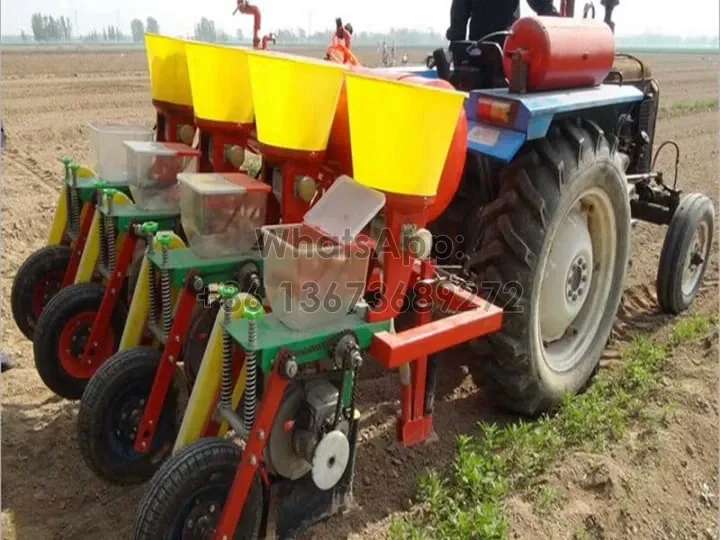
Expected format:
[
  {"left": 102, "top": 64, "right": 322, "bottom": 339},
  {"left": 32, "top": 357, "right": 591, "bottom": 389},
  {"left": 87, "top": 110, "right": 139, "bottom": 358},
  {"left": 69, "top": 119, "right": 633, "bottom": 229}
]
[
  {"left": 389, "top": 314, "right": 714, "bottom": 540},
  {"left": 659, "top": 98, "right": 719, "bottom": 119}
]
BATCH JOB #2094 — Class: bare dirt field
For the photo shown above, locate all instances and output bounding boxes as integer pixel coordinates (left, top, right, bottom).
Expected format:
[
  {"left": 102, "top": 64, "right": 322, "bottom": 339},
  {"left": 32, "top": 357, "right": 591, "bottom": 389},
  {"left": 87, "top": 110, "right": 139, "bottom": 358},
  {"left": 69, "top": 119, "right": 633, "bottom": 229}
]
[{"left": 1, "top": 46, "right": 718, "bottom": 539}]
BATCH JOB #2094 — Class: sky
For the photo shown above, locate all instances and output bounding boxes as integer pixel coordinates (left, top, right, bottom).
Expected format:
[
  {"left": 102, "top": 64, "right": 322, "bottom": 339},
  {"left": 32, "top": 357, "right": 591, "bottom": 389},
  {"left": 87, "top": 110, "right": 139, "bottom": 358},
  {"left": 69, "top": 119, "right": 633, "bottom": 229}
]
[{"left": 1, "top": 0, "right": 718, "bottom": 38}]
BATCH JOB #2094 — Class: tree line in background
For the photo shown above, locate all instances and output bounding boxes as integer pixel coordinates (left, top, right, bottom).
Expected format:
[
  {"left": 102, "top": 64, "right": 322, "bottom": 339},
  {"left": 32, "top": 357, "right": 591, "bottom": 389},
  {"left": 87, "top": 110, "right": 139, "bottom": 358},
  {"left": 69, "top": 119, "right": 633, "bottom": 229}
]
[
  {"left": 19, "top": 13, "right": 720, "bottom": 48},
  {"left": 22, "top": 13, "right": 442, "bottom": 45}
]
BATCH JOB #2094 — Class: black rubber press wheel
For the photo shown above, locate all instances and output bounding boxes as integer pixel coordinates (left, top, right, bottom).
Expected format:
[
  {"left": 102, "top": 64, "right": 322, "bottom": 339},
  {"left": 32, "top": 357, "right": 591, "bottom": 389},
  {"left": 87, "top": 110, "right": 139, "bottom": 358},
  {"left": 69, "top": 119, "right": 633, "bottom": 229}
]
[
  {"left": 134, "top": 438, "right": 264, "bottom": 540},
  {"left": 11, "top": 245, "right": 72, "bottom": 340},
  {"left": 33, "top": 282, "right": 127, "bottom": 399},
  {"left": 77, "top": 347, "right": 179, "bottom": 485}
]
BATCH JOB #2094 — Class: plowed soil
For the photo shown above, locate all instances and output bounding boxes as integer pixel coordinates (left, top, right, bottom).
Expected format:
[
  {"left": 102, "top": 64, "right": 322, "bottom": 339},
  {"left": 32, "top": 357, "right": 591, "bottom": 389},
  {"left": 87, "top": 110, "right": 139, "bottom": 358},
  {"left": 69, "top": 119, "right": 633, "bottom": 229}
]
[{"left": 1, "top": 47, "right": 718, "bottom": 539}]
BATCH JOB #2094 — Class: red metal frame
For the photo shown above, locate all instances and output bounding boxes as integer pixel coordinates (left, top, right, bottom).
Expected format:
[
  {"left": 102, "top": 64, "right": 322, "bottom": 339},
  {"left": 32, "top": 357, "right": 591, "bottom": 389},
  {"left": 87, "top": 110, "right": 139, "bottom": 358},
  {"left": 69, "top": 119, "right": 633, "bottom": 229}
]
[
  {"left": 80, "top": 230, "right": 139, "bottom": 370},
  {"left": 234, "top": 0, "right": 275, "bottom": 50},
  {"left": 214, "top": 355, "right": 289, "bottom": 539},
  {"left": 133, "top": 279, "right": 199, "bottom": 452},
  {"left": 62, "top": 202, "right": 97, "bottom": 287},
  {"left": 153, "top": 101, "right": 195, "bottom": 144}
]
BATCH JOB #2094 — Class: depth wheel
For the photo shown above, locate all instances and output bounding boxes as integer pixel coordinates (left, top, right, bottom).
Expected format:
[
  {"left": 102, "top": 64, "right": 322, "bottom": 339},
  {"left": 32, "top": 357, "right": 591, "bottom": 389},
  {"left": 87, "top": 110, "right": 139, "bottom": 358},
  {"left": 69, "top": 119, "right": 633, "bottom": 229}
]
[
  {"left": 11, "top": 245, "right": 71, "bottom": 340},
  {"left": 134, "top": 438, "right": 264, "bottom": 540},
  {"left": 77, "top": 347, "right": 179, "bottom": 485},
  {"left": 33, "top": 282, "right": 127, "bottom": 399},
  {"left": 464, "top": 119, "right": 631, "bottom": 415},
  {"left": 656, "top": 193, "right": 715, "bottom": 314}
]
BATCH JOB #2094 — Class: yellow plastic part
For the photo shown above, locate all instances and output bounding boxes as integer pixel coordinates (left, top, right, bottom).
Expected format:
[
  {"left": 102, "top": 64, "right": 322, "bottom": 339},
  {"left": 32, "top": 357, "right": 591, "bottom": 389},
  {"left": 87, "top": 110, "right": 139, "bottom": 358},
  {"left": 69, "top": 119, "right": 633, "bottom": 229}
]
[
  {"left": 173, "top": 292, "right": 260, "bottom": 453},
  {"left": 247, "top": 50, "right": 348, "bottom": 151},
  {"left": 345, "top": 72, "right": 466, "bottom": 197},
  {"left": 74, "top": 191, "right": 133, "bottom": 284},
  {"left": 77, "top": 166, "right": 96, "bottom": 179},
  {"left": 145, "top": 34, "right": 193, "bottom": 108},
  {"left": 118, "top": 232, "right": 186, "bottom": 351},
  {"left": 47, "top": 186, "right": 69, "bottom": 245},
  {"left": 185, "top": 42, "right": 254, "bottom": 125}
]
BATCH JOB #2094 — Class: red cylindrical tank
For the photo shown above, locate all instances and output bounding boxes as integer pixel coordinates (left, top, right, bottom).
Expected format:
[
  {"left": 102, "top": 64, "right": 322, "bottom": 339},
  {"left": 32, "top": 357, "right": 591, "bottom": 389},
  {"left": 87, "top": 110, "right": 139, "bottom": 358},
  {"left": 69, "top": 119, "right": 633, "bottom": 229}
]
[
  {"left": 327, "top": 68, "right": 467, "bottom": 223},
  {"left": 502, "top": 16, "right": 615, "bottom": 92}
]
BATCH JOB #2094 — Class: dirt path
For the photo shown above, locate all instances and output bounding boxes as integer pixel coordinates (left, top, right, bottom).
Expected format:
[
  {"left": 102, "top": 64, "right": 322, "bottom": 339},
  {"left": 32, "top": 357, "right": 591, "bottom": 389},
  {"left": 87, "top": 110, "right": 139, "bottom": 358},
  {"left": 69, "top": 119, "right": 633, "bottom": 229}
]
[{"left": 1, "top": 49, "right": 718, "bottom": 539}]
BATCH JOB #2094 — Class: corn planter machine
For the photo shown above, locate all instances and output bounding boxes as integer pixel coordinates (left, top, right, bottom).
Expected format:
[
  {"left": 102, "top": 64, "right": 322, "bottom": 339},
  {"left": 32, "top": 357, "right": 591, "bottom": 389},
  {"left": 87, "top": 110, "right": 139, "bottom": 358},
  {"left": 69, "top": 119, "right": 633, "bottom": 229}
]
[{"left": 16, "top": 6, "right": 715, "bottom": 539}]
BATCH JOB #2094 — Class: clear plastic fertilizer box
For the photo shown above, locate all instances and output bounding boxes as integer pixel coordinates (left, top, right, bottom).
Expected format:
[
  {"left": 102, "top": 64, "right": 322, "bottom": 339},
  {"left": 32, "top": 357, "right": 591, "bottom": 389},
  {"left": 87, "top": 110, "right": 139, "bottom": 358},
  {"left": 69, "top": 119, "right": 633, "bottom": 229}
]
[
  {"left": 125, "top": 141, "right": 200, "bottom": 212},
  {"left": 89, "top": 123, "right": 153, "bottom": 183},
  {"left": 261, "top": 176, "right": 386, "bottom": 331},
  {"left": 178, "top": 172, "right": 271, "bottom": 259}
]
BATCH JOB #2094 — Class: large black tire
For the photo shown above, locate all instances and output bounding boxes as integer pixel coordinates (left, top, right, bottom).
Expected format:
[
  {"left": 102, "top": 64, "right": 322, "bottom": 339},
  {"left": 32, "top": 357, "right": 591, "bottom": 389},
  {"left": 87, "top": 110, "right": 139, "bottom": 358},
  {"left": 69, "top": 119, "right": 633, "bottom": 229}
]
[
  {"left": 33, "top": 282, "right": 128, "bottom": 399},
  {"left": 656, "top": 193, "right": 715, "bottom": 314},
  {"left": 134, "top": 438, "right": 264, "bottom": 540},
  {"left": 77, "top": 347, "right": 179, "bottom": 485},
  {"left": 11, "top": 245, "right": 72, "bottom": 340},
  {"left": 464, "top": 119, "right": 631, "bottom": 416}
]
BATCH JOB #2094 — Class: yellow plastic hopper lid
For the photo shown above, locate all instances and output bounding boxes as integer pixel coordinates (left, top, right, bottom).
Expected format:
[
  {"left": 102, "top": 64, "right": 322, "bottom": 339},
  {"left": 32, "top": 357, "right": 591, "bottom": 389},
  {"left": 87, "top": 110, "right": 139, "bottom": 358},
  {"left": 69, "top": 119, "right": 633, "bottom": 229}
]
[
  {"left": 178, "top": 172, "right": 271, "bottom": 195},
  {"left": 303, "top": 175, "right": 385, "bottom": 243}
]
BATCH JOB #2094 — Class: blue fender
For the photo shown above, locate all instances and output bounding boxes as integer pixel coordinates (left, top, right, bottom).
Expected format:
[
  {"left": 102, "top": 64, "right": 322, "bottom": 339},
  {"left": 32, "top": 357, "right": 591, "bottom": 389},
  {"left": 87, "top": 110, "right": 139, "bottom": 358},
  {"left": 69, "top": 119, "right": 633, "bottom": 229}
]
[{"left": 464, "top": 84, "right": 645, "bottom": 163}]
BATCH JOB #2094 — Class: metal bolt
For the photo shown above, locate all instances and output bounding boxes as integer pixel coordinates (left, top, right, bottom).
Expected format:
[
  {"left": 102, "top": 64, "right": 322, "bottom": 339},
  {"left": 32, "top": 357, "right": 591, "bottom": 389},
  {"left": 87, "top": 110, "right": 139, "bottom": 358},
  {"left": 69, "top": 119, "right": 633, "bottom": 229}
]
[
  {"left": 140, "top": 441, "right": 147, "bottom": 449},
  {"left": 169, "top": 355, "right": 175, "bottom": 362},
  {"left": 175, "top": 335, "right": 180, "bottom": 343},
  {"left": 209, "top": 505, "right": 216, "bottom": 513},
  {"left": 258, "top": 429, "right": 265, "bottom": 440},
  {"left": 250, "top": 455, "right": 257, "bottom": 466},
  {"left": 284, "top": 359, "right": 298, "bottom": 379}
]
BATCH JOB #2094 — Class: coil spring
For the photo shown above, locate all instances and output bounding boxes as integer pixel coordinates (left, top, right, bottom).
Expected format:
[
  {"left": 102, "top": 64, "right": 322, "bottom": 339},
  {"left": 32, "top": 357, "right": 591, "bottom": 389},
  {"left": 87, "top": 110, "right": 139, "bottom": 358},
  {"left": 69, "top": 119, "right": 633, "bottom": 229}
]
[
  {"left": 221, "top": 300, "right": 233, "bottom": 411},
  {"left": 105, "top": 214, "right": 116, "bottom": 272},
  {"left": 98, "top": 209, "right": 108, "bottom": 269},
  {"left": 69, "top": 187, "right": 81, "bottom": 235},
  {"left": 147, "top": 264, "right": 157, "bottom": 325},
  {"left": 160, "top": 246, "right": 172, "bottom": 337},
  {"left": 243, "top": 319, "right": 258, "bottom": 429}
]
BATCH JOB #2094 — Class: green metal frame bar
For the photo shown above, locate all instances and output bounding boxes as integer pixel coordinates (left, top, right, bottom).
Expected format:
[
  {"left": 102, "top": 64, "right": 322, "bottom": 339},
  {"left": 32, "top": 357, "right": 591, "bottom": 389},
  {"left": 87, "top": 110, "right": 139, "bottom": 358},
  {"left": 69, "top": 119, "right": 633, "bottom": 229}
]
[{"left": 146, "top": 247, "right": 264, "bottom": 289}]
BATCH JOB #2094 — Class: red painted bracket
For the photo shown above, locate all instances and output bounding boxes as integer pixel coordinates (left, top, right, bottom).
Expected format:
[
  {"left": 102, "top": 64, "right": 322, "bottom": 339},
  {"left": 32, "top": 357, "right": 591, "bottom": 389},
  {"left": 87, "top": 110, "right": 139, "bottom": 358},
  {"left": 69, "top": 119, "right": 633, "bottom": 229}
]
[
  {"left": 134, "top": 279, "right": 198, "bottom": 453},
  {"left": 369, "top": 295, "right": 503, "bottom": 370},
  {"left": 214, "top": 353, "right": 290, "bottom": 539},
  {"left": 62, "top": 203, "right": 96, "bottom": 287},
  {"left": 81, "top": 232, "right": 139, "bottom": 368}
]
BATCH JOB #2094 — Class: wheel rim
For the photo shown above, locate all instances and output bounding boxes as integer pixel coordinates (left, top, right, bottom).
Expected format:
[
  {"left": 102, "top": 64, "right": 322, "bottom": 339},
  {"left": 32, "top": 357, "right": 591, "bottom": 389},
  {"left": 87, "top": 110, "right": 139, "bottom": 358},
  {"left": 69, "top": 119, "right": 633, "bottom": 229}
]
[
  {"left": 31, "top": 270, "right": 65, "bottom": 320},
  {"left": 681, "top": 220, "right": 710, "bottom": 297},
  {"left": 57, "top": 312, "right": 115, "bottom": 379},
  {"left": 535, "top": 188, "right": 617, "bottom": 373},
  {"left": 171, "top": 481, "right": 230, "bottom": 540},
  {"left": 104, "top": 378, "right": 173, "bottom": 462}
]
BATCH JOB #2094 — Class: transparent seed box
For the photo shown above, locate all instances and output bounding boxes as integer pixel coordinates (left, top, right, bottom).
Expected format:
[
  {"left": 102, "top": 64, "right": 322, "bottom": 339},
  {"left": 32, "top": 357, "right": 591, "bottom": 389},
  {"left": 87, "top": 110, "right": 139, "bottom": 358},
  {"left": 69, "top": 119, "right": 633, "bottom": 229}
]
[
  {"left": 88, "top": 123, "right": 153, "bottom": 183},
  {"left": 261, "top": 176, "right": 385, "bottom": 331},
  {"left": 178, "top": 172, "right": 271, "bottom": 259},
  {"left": 124, "top": 141, "right": 200, "bottom": 212}
]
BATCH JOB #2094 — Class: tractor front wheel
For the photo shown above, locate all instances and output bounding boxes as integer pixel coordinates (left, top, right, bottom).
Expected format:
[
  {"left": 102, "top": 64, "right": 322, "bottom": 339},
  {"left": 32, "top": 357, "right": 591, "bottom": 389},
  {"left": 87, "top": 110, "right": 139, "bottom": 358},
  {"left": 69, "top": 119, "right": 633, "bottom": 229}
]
[
  {"left": 133, "top": 438, "right": 263, "bottom": 540},
  {"left": 11, "top": 245, "right": 72, "bottom": 340},
  {"left": 33, "top": 282, "right": 127, "bottom": 399},
  {"left": 464, "top": 119, "right": 631, "bottom": 415},
  {"left": 77, "top": 347, "right": 179, "bottom": 485},
  {"left": 656, "top": 193, "right": 715, "bottom": 314}
]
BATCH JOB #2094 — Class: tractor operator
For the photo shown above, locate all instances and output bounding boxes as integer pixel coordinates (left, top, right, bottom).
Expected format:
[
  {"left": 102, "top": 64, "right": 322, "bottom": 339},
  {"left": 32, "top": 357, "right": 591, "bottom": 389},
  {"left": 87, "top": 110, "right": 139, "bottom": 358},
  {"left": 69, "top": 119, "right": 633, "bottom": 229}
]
[{"left": 446, "top": 0, "right": 559, "bottom": 43}]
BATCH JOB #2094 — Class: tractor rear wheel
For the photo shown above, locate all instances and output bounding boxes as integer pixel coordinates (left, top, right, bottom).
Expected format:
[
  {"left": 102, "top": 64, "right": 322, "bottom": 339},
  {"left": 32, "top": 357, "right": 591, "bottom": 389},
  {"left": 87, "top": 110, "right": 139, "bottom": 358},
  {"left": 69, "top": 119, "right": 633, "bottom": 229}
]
[
  {"left": 133, "top": 438, "right": 263, "bottom": 540},
  {"left": 11, "top": 245, "right": 72, "bottom": 340},
  {"left": 463, "top": 119, "right": 631, "bottom": 416}
]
